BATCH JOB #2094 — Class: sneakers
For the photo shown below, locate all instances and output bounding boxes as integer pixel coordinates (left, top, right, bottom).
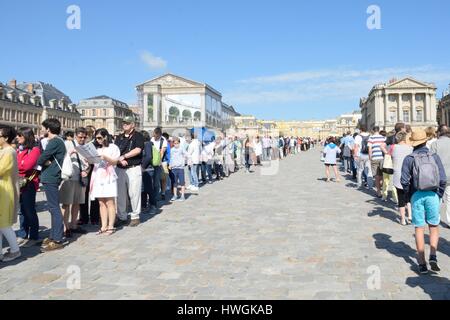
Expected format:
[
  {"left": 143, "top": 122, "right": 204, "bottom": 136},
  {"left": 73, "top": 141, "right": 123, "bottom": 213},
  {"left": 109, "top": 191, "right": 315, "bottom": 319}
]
[
  {"left": 1, "top": 250, "right": 21, "bottom": 262},
  {"left": 170, "top": 195, "right": 178, "bottom": 202},
  {"left": 177, "top": 195, "right": 186, "bottom": 202},
  {"left": 16, "top": 237, "right": 27, "bottom": 246},
  {"left": 20, "top": 239, "right": 39, "bottom": 248},
  {"left": 429, "top": 256, "right": 441, "bottom": 272},
  {"left": 129, "top": 219, "right": 140, "bottom": 227},
  {"left": 418, "top": 264, "right": 429, "bottom": 275},
  {"left": 148, "top": 206, "right": 157, "bottom": 215},
  {"left": 190, "top": 186, "right": 199, "bottom": 192},
  {"left": 40, "top": 240, "right": 66, "bottom": 253}
]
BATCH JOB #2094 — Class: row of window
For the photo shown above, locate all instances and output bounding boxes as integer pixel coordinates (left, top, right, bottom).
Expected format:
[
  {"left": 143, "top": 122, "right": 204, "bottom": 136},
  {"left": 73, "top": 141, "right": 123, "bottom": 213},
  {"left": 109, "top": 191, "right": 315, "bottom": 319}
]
[
  {"left": 81, "top": 108, "right": 131, "bottom": 118},
  {"left": 0, "top": 108, "right": 41, "bottom": 124},
  {"left": 388, "top": 109, "right": 424, "bottom": 123},
  {"left": 388, "top": 94, "right": 426, "bottom": 102}
]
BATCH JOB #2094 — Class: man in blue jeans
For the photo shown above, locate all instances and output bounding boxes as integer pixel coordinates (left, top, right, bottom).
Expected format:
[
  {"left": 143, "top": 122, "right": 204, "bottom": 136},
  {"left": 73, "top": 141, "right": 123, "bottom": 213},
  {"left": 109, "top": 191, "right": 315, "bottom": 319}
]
[{"left": 37, "top": 118, "right": 67, "bottom": 252}]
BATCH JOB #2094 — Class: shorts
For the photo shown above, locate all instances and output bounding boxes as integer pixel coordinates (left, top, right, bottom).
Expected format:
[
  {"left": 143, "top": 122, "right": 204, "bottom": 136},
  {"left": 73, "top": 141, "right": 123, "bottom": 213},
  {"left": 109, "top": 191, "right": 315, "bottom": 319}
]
[
  {"left": 371, "top": 159, "right": 383, "bottom": 177},
  {"left": 59, "top": 180, "right": 85, "bottom": 205},
  {"left": 325, "top": 163, "right": 336, "bottom": 167},
  {"left": 171, "top": 168, "right": 185, "bottom": 188},
  {"left": 411, "top": 191, "right": 440, "bottom": 227},
  {"left": 395, "top": 187, "right": 410, "bottom": 208}
]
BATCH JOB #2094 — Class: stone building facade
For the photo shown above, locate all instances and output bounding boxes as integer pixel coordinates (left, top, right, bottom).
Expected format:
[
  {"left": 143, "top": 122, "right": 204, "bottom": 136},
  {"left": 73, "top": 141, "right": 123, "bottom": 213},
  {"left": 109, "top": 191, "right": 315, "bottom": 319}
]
[
  {"left": 136, "top": 74, "right": 240, "bottom": 134},
  {"left": 438, "top": 86, "right": 450, "bottom": 126},
  {"left": 77, "top": 96, "right": 136, "bottom": 135},
  {"left": 0, "top": 80, "right": 80, "bottom": 134},
  {"left": 360, "top": 77, "right": 437, "bottom": 131}
]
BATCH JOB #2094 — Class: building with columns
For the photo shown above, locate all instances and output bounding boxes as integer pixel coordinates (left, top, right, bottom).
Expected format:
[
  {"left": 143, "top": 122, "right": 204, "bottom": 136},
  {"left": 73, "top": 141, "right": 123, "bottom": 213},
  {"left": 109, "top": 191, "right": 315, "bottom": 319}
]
[
  {"left": 438, "top": 85, "right": 450, "bottom": 126},
  {"left": 77, "top": 96, "right": 138, "bottom": 136},
  {"left": 360, "top": 77, "right": 438, "bottom": 131},
  {"left": 136, "top": 73, "right": 240, "bottom": 134},
  {"left": 0, "top": 80, "right": 81, "bottom": 134}
]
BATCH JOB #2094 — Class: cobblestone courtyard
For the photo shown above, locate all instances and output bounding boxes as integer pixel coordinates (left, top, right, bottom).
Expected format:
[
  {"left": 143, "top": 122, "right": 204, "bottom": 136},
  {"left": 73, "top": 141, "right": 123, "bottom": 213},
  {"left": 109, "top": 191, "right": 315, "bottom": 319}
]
[{"left": 1, "top": 149, "right": 450, "bottom": 300}]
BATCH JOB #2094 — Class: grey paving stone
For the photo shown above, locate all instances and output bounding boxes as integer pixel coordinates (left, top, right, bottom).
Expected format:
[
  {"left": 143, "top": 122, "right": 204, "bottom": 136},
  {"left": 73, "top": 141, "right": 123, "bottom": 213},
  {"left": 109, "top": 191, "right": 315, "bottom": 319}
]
[{"left": 1, "top": 150, "right": 450, "bottom": 299}]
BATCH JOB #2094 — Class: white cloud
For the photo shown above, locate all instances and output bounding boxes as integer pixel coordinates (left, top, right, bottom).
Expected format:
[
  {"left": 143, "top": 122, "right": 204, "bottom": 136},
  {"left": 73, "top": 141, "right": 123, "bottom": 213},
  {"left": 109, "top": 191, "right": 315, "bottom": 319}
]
[
  {"left": 226, "top": 65, "right": 450, "bottom": 105},
  {"left": 140, "top": 51, "right": 167, "bottom": 70}
]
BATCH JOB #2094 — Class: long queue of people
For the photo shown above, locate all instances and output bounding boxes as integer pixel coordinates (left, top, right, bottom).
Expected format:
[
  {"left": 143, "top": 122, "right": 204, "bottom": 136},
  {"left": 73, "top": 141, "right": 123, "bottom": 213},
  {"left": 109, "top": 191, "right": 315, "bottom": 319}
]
[
  {"left": 322, "top": 123, "right": 450, "bottom": 275},
  {"left": 0, "top": 116, "right": 314, "bottom": 263}
]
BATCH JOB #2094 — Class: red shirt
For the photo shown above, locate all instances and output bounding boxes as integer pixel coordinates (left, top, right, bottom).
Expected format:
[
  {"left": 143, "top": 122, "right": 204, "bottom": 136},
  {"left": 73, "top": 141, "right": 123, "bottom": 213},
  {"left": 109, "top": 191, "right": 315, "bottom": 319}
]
[{"left": 17, "top": 146, "right": 41, "bottom": 191}]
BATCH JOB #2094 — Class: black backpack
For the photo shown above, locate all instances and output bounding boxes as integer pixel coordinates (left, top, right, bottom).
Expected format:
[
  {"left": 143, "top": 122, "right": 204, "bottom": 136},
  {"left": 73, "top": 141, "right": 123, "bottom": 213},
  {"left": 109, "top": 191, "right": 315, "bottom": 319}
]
[{"left": 360, "top": 135, "right": 370, "bottom": 155}]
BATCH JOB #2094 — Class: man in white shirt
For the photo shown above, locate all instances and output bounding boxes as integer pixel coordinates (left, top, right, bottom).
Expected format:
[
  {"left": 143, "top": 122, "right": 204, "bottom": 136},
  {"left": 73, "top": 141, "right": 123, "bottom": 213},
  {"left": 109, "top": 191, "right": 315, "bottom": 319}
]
[{"left": 187, "top": 133, "right": 201, "bottom": 191}]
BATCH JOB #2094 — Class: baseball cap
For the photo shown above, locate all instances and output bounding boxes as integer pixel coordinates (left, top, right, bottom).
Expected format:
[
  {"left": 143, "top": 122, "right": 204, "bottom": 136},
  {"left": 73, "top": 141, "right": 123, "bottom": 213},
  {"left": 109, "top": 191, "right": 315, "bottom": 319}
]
[{"left": 123, "top": 116, "right": 135, "bottom": 124}]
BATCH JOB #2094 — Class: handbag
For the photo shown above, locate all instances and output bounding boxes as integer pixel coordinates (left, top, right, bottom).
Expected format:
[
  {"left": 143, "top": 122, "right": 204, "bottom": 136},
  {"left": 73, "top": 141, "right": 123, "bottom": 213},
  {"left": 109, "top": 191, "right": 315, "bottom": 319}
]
[
  {"left": 19, "top": 170, "right": 38, "bottom": 189},
  {"left": 381, "top": 145, "right": 394, "bottom": 174},
  {"left": 72, "top": 141, "right": 88, "bottom": 187}
]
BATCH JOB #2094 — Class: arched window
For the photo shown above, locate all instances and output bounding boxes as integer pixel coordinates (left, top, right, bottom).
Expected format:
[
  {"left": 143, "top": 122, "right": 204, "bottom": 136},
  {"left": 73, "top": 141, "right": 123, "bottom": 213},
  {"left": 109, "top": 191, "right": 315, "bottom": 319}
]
[
  {"left": 182, "top": 110, "right": 192, "bottom": 120},
  {"left": 169, "top": 106, "right": 180, "bottom": 121},
  {"left": 194, "top": 111, "right": 201, "bottom": 121}
]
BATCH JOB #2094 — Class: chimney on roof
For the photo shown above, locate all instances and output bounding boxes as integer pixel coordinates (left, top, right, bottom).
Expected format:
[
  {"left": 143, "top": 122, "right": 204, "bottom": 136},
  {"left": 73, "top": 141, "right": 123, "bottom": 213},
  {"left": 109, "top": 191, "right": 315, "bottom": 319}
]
[
  {"left": 9, "top": 79, "right": 17, "bottom": 88},
  {"left": 27, "top": 83, "right": 34, "bottom": 94}
]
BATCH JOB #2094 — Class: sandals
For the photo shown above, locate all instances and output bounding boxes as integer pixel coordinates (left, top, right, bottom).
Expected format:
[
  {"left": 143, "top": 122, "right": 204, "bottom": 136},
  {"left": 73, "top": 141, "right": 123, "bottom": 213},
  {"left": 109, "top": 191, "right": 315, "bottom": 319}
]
[
  {"left": 96, "top": 229, "right": 108, "bottom": 235},
  {"left": 106, "top": 228, "right": 116, "bottom": 235}
]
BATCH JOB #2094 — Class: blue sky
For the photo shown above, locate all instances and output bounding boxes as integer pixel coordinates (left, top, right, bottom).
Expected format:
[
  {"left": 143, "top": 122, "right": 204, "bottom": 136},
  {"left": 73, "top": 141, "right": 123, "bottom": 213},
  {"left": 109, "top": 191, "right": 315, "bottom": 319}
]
[{"left": 1, "top": 0, "right": 450, "bottom": 120}]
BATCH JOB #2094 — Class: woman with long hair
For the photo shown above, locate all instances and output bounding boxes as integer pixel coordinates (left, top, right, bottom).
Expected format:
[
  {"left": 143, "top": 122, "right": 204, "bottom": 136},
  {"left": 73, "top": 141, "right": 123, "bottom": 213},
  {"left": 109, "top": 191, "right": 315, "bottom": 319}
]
[
  {"left": 0, "top": 125, "right": 21, "bottom": 262},
  {"left": 90, "top": 129, "right": 120, "bottom": 235},
  {"left": 16, "top": 127, "right": 41, "bottom": 247}
]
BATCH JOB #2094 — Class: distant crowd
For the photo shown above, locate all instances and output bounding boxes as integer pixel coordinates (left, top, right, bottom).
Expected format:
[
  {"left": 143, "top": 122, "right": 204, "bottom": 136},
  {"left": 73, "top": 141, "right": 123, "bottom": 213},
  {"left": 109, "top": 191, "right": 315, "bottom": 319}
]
[
  {"left": 0, "top": 117, "right": 315, "bottom": 263},
  {"left": 321, "top": 122, "right": 450, "bottom": 275}
]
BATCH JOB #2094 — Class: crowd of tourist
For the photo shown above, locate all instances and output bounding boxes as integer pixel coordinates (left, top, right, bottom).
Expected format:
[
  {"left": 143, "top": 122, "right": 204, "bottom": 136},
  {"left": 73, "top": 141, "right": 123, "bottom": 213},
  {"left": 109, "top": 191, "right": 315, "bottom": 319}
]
[
  {"left": 322, "top": 123, "right": 450, "bottom": 275},
  {"left": 0, "top": 116, "right": 315, "bottom": 262}
]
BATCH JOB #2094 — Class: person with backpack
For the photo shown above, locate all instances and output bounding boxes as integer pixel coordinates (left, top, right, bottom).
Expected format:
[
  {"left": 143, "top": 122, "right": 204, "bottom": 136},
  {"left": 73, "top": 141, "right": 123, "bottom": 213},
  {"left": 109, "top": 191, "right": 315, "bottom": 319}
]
[
  {"left": 37, "top": 119, "right": 67, "bottom": 252},
  {"left": 354, "top": 125, "right": 372, "bottom": 189},
  {"left": 340, "top": 132, "right": 354, "bottom": 174},
  {"left": 151, "top": 127, "right": 167, "bottom": 201},
  {"left": 59, "top": 127, "right": 90, "bottom": 238},
  {"left": 141, "top": 130, "right": 157, "bottom": 215},
  {"left": 401, "top": 129, "right": 447, "bottom": 274}
]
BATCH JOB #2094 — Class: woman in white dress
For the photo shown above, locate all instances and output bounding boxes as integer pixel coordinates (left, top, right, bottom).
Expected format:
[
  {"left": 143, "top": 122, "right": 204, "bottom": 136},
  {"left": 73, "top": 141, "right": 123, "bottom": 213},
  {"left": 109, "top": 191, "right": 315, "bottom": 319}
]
[{"left": 90, "top": 129, "right": 120, "bottom": 235}]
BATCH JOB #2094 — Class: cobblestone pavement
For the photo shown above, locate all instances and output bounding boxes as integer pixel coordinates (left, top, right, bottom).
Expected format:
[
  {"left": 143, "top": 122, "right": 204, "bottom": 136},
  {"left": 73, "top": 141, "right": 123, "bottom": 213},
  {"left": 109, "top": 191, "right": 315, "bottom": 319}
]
[{"left": 1, "top": 149, "right": 450, "bottom": 300}]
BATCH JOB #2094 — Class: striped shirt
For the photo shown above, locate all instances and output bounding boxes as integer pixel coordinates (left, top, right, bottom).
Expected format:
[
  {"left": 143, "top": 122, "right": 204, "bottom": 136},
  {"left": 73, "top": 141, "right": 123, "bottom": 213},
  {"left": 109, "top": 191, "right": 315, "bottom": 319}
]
[{"left": 368, "top": 134, "right": 386, "bottom": 160}]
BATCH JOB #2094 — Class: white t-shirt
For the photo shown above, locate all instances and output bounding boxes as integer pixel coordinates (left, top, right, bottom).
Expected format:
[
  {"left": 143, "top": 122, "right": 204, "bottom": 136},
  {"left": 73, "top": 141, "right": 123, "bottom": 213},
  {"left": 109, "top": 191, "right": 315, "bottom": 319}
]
[{"left": 354, "top": 133, "right": 370, "bottom": 157}]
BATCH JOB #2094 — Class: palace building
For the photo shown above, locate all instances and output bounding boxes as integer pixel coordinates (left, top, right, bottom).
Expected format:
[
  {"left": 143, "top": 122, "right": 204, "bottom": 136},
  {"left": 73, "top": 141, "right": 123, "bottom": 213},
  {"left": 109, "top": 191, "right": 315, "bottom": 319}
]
[
  {"left": 0, "top": 79, "right": 81, "bottom": 134},
  {"left": 136, "top": 73, "right": 240, "bottom": 134},
  {"left": 360, "top": 77, "right": 438, "bottom": 131}
]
